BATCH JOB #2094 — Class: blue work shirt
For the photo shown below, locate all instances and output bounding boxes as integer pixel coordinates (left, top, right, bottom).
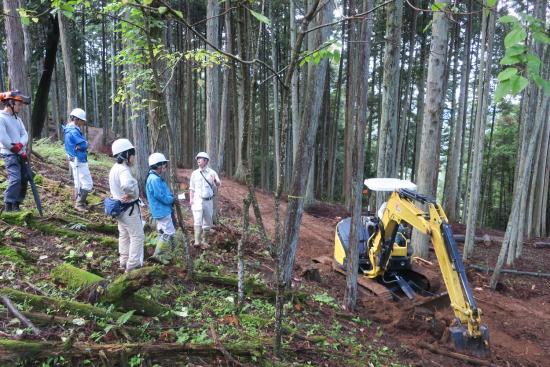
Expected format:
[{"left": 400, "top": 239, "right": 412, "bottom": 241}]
[
  {"left": 146, "top": 170, "right": 174, "bottom": 219},
  {"left": 63, "top": 123, "right": 88, "bottom": 163}
]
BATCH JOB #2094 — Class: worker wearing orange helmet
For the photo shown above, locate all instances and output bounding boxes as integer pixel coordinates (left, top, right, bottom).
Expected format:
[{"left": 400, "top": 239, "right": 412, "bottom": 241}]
[{"left": 0, "top": 90, "right": 31, "bottom": 212}]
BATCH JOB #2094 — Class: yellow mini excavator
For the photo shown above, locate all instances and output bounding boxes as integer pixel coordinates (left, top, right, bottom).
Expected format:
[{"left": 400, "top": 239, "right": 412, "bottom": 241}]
[{"left": 334, "top": 178, "right": 489, "bottom": 353}]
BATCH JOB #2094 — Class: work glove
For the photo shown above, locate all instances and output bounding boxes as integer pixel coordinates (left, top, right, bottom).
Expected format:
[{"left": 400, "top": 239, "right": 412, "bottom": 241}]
[
  {"left": 10, "top": 142, "right": 23, "bottom": 153},
  {"left": 19, "top": 152, "right": 28, "bottom": 161}
]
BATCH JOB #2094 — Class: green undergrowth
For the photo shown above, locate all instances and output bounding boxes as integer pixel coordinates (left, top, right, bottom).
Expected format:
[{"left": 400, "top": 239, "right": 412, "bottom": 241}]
[{"left": 33, "top": 138, "right": 112, "bottom": 170}]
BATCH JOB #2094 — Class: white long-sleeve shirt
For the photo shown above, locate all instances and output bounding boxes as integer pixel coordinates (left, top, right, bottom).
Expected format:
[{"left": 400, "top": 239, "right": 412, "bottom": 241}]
[
  {"left": 189, "top": 167, "right": 220, "bottom": 209},
  {"left": 0, "top": 111, "right": 28, "bottom": 155},
  {"left": 109, "top": 163, "right": 139, "bottom": 202}
]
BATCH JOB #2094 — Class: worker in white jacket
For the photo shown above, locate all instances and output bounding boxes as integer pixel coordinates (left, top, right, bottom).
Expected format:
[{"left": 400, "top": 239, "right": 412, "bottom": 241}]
[{"left": 109, "top": 138, "right": 144, "bottom": 272}]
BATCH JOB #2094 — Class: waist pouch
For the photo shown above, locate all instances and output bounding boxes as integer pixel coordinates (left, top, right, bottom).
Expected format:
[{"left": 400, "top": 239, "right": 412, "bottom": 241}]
[{"left": 104, "top": 198, "right": 139, "bottom": 217}]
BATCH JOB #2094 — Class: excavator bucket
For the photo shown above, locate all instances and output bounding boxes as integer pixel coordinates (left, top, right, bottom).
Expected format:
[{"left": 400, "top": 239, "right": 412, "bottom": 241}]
[{"left": 449, "top": 323, "right": 490, "bottom": 356}]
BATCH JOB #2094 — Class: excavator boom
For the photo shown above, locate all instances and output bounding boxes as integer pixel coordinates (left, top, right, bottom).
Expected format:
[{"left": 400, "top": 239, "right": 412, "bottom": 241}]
[{"left": 334, "top": 182, "right": 490, "bottom": 354}]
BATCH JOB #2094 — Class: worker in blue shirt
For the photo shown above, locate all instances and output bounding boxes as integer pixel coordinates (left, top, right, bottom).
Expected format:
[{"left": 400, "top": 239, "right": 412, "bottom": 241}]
[
  {"left": 145, "top": 152, "right": 176, "bottom": 264},
  {"left": 63, "top": 108, "right": 93, "bottom": 211}
]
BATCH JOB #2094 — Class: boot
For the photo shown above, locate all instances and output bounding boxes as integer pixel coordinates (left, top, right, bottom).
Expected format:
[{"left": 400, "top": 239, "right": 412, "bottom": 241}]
[
  {"left": 201, "top": 229, "right": 210, "bottom": 248},
  {"left": 3, "top": 202, "right": 13, "bottom": 212},
  {"left": 193, "top": 226, "right": 202, "bottom": 247},
  {"left": 12, "top": 202, "right": 20, "bottom": 212},
  {"left": 149, "top": 235, "right": 172, "bottom": 265},
  {"left": 75, "top": 190, "right": 89, "bottom": 212}
]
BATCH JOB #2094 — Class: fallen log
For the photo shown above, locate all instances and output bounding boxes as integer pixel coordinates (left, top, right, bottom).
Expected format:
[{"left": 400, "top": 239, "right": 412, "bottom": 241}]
[
  {"left": 0, "top": 306, "right": 142, "bottom": 339},
  {"left": 0, "top": 296, "right": 40, "bottom": 335},
  {"left": 194, "top": 272, "right": 308, "bottom": 302},
  {"left": 0, "top": 339, "right": 263, "bottom": 363},
  {"left": 417, "top": 341, "right": 494, "bottom": 366},
  {"left": 0, "top": 288, "right": 144, "bottom": 325},
  {"left": 453, "top": 234, "right": 502, "bottom": 244},
  {"left": 51, "top": 264, "right": 168, "bottom": 317},
  {"left": 470, "top": 264, "right": 550, "bottom": 278},
  {"left": 0, "top": 212, "right": 117, "bottom": 248},
  {"left": 533, "top": 241, "right": 550, "bottom": 248}
]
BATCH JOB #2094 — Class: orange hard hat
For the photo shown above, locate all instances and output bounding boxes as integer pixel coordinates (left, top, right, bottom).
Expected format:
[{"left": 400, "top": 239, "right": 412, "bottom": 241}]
[{"left": 0, "top": 90, "right": 31, "bottom": 105}]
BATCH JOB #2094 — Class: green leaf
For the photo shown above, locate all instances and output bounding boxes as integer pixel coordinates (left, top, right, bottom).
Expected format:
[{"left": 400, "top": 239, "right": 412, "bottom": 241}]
[
  {"left": 249, "top": 9, "right": 271, "bottom": 26},
  {"left": 143, "top": 0, "right": 153, "bottom": 5},
  {"left": 504, "top": 44, "right": 526, "bottom": 57},
  {"left": 533, "top": 75, "right": 550, "bottom": 96},
  {"left": 497, "top": 67, "right": 517, "bottom": 82},
  {"left": 500, "top": 54, "right": 522, "bottom": 65},
  {"left": 498, "top": 15, "right": 517, "bottom": 23},
  {"left": 158, "top": 6, "right": 168, "bottom": 15},
  {"left": 526, "top": 55, "right": 541, "bottom": 74},
  {"left": 510, "top": 75, "right": 529, "bottom": 95},
  {"left": 423, "top": 20, "right": 433, "bottom": 33},
  {"left": 20, "top": 16, "right": 31, "bottom": 26},
  {"left": 116, "top": 310, "right": 135, "bottom": 326},
  {"left": 494, "top": 79, "right": 512, "bottom": 101},
  {"left": 486, "top": 0, "right": 497, "bottom": 7},
  {"left": 533, "top": 31, "right": 550, "bottom": 44},
  {"left": 504, "top": 28, "right": 527, "bottom": 48},
  {"left": 174, "top": 10, "right": 184, "bottom": 19},
  {"left": 431, "top": 2, "right": 446, "bottom": 11}
]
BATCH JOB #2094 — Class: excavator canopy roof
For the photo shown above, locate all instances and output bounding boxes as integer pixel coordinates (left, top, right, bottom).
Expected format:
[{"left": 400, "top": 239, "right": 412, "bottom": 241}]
[{"left": 364, "top": 178, "right": 417, "bottom": 192}]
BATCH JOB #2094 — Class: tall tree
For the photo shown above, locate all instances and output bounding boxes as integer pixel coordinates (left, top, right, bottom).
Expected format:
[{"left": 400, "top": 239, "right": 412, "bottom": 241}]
[
  {"left": 3, "top": 0, "right": 31, "bottom": 126},
  {"left": 411, "top": 0, "right": 449, "bottom": 259},
  {"left": 205, "top": 0, "right": 220, "bottom": 170},
  {"left": 375, "top": 0, "right": 403, "bottom": 207},
  {"left": 463, "top": 2, "right": 497, "bottom": 259},
  {"left": 58, "top": 13, "right": 78, "bottom": 117},
  {"left": 443, "top": 0, "right": 472, "bottom": 222},
  {"left": 30, "top": 15, "right": 59, "bottom": 139},
  {"left": 344, "top": 0, "right": 373, "bottom": 311}
]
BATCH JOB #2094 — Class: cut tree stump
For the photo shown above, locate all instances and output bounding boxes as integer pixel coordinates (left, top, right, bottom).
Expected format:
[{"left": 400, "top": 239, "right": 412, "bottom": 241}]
[{"left": 51, "top": 264, "right": 168, "bottom": 317}]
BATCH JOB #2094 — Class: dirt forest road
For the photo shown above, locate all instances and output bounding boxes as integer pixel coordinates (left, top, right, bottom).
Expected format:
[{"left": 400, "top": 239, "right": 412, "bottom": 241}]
[{"left": 177, "top": 169, "right": 339, "bottom": 265}]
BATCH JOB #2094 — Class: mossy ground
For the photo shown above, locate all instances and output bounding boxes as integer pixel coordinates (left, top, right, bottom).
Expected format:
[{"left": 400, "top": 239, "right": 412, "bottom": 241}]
[{"left": 0, "top": 139, "right": 411, "bottom": 367}]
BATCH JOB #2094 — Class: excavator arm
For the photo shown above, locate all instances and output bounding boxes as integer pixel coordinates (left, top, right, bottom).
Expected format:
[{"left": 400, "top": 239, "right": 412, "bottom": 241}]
[{"left": 367, "top": 189, "right": 489, "bottom": 351}]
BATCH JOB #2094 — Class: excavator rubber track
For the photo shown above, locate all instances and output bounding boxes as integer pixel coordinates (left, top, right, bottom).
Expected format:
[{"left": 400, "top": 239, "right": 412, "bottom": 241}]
[{"left": 330, "top": 259, "right": 441, "bottom": 301}]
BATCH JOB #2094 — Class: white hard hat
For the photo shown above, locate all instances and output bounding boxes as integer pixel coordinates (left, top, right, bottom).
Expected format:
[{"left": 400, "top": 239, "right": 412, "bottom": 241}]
[
  {"left": 195, "top": 151, "right": 210, "bottom": 160},
  {"left": 112, "top": 138, "right": 135, "bottom": 156},
  {"left": 148, "top": 152, "right": 169, "bottom": 166},
  {"left": 69, "top": 108, "right": 87, "bottom": 122}
]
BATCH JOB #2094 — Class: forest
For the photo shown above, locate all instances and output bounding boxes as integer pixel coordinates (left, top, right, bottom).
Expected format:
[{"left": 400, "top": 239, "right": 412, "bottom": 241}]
[{"left": 0, "top": 0, "right": 549, "bottom": 366}]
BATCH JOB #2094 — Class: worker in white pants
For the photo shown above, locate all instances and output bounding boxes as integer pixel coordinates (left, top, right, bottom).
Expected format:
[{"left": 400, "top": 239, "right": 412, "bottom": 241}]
[
  {"left": 109, "top": 138, "right": 144, "bottom": 272},
  {"left": 189, "top": 151, "right": 220, "bottom": 246},
  {"left": 63, "top": 108, "right": 93, "bottom": 211}
]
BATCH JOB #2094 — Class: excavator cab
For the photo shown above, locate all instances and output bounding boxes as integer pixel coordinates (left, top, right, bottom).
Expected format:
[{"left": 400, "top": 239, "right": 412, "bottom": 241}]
[{"left": 334, "top": 178, "right": 490, "bottom": 355}]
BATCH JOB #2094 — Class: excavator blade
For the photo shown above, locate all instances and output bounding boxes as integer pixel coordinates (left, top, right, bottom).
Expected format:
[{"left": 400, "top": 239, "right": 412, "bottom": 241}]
[{"left": 330, "top": 260, "right": 393, "bottom": 300}]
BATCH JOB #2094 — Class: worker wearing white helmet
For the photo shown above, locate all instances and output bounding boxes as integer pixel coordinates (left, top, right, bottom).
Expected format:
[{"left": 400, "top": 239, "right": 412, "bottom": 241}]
[
  {"left": 63, "top": 108, "right": 93, "bottom": 211},
  {"left": 189, "top": 151, "right": 221, "bottom": 247},
  {"left": 145, "top": 152, "right": 176, "bottom": 264},
  {"left": 108, "top": 138, "right": 144, "bottom": 272}
]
